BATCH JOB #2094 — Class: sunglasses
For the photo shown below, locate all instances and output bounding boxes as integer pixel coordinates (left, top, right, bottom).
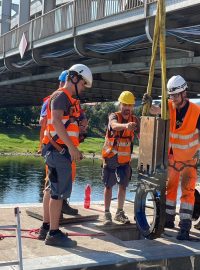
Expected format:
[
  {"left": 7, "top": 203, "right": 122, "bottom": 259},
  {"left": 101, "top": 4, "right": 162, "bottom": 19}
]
[
  {"left": 76, "top": 75, "right": 86, "bottom": 85},
  {"left": 169, "top": 93, "right": 180, "bottom": 99}
]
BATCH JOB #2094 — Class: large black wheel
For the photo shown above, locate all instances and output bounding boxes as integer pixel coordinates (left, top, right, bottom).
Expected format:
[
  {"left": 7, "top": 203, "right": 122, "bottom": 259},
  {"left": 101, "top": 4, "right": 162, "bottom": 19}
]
[
  {"left": 134, "top": 183, "right": 166, "bottom": 239},
  {"left": 193, "top": 186, "right": 200, "bottom": 220}
]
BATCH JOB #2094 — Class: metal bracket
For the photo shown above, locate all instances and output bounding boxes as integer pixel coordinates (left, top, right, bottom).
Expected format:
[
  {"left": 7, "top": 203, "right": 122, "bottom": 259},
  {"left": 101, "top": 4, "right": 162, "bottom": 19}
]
[
  {"left": 144, "top": 0, "right": 153, "bottom": 43},
  {"left": 74, "top": 36, "right": 113, "bottom": 61},
  {"left": 4, "top": 57, "right": 19, "bottom": 72},
  {"left": 32, "top": 49, "right": 47, "bottom": 66}
]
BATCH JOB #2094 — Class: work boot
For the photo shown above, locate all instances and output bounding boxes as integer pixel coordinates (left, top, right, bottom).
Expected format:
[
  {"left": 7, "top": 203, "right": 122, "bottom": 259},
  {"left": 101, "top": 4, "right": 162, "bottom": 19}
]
[
  {"left": 194, "top": 220, "right": 200, "bottom": 230},
  {"left": 165, "top": 213, "right": 175, "bottom": 229},
  {"left": 165, "top": 221, "right": 175, "bottom": 229},
  {"left": 176, "top": 229, "right": 190, "bottom": 241},
  {"left": 37, "top": 226, "right": 49, "bottom": 240},
  {"left": 45, "top": 230, "right": 77, "bottom": 248},
  {"left": 103, "top": 212, "right": 112, "bottom": 225},
  {"left": 114, "top": 210, "right": 130, "bottom": 224},
  {"left": 61, "top": 200, "right": 78, "bottom": 215}
]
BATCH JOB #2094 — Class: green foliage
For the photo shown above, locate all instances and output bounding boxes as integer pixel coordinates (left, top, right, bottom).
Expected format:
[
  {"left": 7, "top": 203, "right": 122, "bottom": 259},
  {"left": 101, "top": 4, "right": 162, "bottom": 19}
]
[
  {"left": 82, "top": 102, "right": 117, "bottom": 136},
  {"left": 0, "top": 102, "right": 142, "bottom": 153},
  {"left": 0, "top": 106, "right": 40, "bottom": 126},
  {"left": 0, "top": 125, "right": 40, "bottom": 153},
  {"left": 79, "top": 137, "right": 105, "bottom": 154}
]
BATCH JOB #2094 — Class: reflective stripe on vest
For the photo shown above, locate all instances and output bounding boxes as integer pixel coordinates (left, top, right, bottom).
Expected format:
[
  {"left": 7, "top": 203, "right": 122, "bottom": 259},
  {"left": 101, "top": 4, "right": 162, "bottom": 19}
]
[
  {"left": 102, "top": 112, "right": 135, "bottom": 164},
  {"left": 42, "top": 88, "right": 81, "bottom": 147},
  {"left": 170, "top": 129, "right": 199, "bottom": 140},
  {"left": 179, "top": 202, "right": 194, "bottom": 221},
  {"left": 168, "top": 100, "right": 200, "bottom": 161},
  {"left": 44, "top": 122, "right": 79, "bottom": 139}
]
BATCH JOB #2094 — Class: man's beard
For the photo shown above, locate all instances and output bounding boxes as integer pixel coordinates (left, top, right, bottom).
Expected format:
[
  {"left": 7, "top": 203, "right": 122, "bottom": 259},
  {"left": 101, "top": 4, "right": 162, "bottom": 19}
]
[{"left": 122, "top": 109, "right": 131, "bottom": 116}]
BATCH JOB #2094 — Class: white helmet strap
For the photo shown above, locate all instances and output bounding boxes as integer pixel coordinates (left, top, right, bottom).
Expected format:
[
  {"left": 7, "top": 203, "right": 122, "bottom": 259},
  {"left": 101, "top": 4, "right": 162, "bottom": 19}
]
[{"left": 68, "top": 70, "right": 82, "bottom": 99}]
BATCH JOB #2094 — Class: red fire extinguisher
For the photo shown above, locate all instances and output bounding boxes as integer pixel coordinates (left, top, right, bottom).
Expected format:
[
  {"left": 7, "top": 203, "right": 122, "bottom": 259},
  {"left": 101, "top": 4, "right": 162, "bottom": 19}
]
[{"left": 84, "top": 184, "right": 91, "bottom": 209}]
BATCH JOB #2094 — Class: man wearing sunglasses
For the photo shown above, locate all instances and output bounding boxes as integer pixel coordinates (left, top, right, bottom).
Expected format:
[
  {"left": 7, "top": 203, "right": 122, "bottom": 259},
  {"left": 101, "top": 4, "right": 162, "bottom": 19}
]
[
  {"left": 142, "top": 75, "right": 200, "bottom": 241},
  {"left": 38, "top": 69, "right": 88, "bottom": 220},
  {"left": 39, "top": 64, "right": 92, "bottom": 247}
]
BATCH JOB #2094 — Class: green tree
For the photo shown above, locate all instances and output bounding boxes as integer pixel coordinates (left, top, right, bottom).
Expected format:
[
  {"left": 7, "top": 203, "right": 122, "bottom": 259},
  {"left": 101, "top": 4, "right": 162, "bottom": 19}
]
[
  {"left": 82, "top": 102, "right": 117, "bottom": 136},
  {"left": 0, "top": 106, "right": 40, "bottom": 126}
]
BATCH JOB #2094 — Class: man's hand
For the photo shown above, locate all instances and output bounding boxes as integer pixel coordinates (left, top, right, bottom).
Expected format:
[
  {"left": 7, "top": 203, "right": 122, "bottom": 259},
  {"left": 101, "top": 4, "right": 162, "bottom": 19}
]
[
  {"left": 142, "top": 93, "right": 152, "bottom": 106},
  {"left": 79, "top": 118, "right": 88, "bottom": 133},
  {"left": 126, "top": 122, "right": 137, "bottom": 131},
  {"left": 68, "top": 145, "right": 83, "bottom": 162}
]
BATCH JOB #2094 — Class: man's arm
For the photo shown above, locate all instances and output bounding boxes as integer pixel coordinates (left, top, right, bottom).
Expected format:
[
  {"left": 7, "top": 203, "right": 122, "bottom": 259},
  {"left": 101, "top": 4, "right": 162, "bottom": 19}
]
[
  {"left": 111, "top": 120, "right": 137, "bottom": 131},
  {"left": 109, "top": 113, "right": 137, "bottom": 131}
]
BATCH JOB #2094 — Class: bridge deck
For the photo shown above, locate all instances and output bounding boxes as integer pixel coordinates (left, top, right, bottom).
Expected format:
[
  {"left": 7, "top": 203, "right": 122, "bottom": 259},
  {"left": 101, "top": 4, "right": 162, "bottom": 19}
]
[{"left": 0, "top": 0, "right": 200, "bottom": 106}]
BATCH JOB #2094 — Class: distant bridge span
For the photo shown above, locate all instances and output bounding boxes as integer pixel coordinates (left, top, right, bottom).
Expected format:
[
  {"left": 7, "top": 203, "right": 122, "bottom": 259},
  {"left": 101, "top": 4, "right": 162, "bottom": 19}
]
[{"left": 0, "top": 0, "right": 200, "bottom": 107}]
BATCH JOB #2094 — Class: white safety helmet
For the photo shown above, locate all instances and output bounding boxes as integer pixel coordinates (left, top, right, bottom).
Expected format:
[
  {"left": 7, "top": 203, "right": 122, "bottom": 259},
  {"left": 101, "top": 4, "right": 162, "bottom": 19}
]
[
  {"left": 69, "top": 64, "right": 93, "bottom": 88},
  {"left": 167, "top": 75, "right": 188, "bottom": 95}
]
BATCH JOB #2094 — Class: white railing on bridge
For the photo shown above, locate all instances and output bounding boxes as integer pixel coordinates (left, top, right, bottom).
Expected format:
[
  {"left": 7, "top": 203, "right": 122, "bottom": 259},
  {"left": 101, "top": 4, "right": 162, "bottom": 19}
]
[{"left": 0, "top": 0, "right": 157, "bottom": 55}]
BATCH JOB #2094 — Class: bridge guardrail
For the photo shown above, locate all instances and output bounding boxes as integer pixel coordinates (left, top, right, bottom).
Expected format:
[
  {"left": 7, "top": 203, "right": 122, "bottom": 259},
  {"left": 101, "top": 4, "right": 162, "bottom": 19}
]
[
  {"left": 4, "top": 21, "right": 32, "bottom": 53},
  {"left": 0, "top": 0, "right": 157, "bottom": 56}
]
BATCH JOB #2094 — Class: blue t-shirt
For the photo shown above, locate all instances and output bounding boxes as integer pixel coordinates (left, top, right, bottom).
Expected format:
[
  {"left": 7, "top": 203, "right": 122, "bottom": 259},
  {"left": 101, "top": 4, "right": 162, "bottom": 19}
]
[{"left": 40, "top": 99, "right": 48, "bottom": 117}]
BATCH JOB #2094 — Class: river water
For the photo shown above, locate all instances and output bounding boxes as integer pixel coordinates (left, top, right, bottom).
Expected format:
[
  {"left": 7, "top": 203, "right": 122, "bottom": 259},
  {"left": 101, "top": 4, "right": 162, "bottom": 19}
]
[
  {"left": 0, "top": 156, "right": 199, "bottom": 205},
  {"left": 0, "top": 156, "right": 138, "bottom": 205}
]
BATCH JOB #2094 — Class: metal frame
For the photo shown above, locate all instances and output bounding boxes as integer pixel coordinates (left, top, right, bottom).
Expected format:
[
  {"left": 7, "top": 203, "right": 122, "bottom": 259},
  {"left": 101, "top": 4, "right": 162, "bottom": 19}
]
[
  {"left": 0, "top": 207, "right": 23, "bottom": 270},
  {"left": 135, "top": 116, "right": 169, "bottom": 239}
]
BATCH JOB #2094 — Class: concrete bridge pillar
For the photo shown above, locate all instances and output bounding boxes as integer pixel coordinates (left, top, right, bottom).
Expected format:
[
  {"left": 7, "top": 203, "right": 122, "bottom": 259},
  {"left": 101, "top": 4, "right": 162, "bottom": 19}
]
[
  {"left": 1, "top": 0, "right": 12, "bottom": 34},
  {"left": 42, "top": 0, "right": 56, "bottom": 14},
  {"left": 19, "top": 0, "right": 30, "bottom": 26}
]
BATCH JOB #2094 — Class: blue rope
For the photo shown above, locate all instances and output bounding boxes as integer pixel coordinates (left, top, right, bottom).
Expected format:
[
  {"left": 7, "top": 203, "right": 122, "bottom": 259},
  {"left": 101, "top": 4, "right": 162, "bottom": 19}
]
[
  {"left": 12, "top": 59, "right": 34, "bottom": 68},
  {"left": 85, "top": 34, "right": 148, "bottom": 54},
  {"left": 1, "top": 24, "right": 200, "bottom": 74},
  {"left": 42, "top": 48, "right": 76, "bottom": 58},
  {"left": 167, "top": 24, "right": 200, "bottom": 44}
]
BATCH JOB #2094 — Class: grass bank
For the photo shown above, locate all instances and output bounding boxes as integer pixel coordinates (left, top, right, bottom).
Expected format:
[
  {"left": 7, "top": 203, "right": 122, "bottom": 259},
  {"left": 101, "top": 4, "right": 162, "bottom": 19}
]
[
  {"left": 0, "top": 125, "right": 105, "bottom": 155},
  {"left": 0, "top": 125, "right": 139, "bottom": 156}
]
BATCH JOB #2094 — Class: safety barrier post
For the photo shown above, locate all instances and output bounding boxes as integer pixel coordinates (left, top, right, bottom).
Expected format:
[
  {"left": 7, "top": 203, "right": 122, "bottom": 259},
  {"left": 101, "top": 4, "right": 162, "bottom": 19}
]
[{"left": 0, "top": 207, "right": 23, "bottom": 270}]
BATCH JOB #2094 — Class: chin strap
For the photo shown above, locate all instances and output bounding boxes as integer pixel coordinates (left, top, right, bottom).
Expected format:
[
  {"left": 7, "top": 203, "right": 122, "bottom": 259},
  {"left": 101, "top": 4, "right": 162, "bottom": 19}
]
[
  {"left": 68, "top": 71, "right": 82, "bottom": 100},
  {"left": 75, "top": 83, "right": 80, "bottom": 100}
]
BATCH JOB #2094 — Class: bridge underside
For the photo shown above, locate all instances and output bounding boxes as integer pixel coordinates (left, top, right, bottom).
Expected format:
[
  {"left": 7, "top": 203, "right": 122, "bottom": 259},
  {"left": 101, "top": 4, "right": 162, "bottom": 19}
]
[{"left": 0, "top": 1, "right": 200, "bottom": 107}]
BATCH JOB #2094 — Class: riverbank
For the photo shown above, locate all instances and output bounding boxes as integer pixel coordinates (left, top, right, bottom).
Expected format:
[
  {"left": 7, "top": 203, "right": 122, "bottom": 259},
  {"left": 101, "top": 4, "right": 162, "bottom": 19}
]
[
  {"left": 0, "top": 151, "right": 103, "bottom": 159},
  {"left": 0, "top": 125, "right": 139, "bottom": 157},
  {"left": 0, "top": 151, "right": 139, "bottom": 159},
  {"left": 0, "top": 125, "right": 105, "bottom": 155}
]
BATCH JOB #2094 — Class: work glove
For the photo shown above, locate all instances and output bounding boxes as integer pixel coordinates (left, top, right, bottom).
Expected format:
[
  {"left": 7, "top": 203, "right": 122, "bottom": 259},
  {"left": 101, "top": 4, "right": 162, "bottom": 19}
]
[
  {"left": 141, "top": 93, "right": 152, "bottom": 106},
  {"left": 79, "top": 132, "right": 87, "bottom": 143},
  {"left": 79, "top": 118, "right": 88, "bottom": 133}
]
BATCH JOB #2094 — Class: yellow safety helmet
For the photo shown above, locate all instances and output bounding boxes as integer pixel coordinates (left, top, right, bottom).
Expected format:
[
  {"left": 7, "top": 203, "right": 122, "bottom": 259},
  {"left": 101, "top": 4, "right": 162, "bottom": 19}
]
[{"left": 118, "top": 91, "right": 135, "bottom": 105}]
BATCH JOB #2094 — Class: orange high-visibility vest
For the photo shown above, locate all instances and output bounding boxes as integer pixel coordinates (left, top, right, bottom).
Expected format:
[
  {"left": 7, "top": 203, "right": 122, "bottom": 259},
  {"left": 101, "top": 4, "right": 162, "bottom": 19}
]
[
  {"left": 42, "top": 88, "right": 81, "bottom": 147},
  {"left": 102, "top": 112, "right": 135, "bottom": 164},
  {"left": 168, "top": 100, "right": 200, "bottom": 161}
]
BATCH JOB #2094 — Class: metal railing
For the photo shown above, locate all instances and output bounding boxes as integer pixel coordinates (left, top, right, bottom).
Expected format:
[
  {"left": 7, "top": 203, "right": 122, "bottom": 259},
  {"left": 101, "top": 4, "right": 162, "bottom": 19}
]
[
  {"left": 0, "top": 0, "right": 157, "bottom": 55},
  {"left": 0, "top": 207, "right": 23, "bottom": 270}
]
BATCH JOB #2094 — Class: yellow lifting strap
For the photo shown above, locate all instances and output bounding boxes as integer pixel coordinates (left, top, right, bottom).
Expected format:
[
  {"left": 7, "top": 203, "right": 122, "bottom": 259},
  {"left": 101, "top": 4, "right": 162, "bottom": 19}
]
[{"left": 142, "top": 0, "right": 169, "bottom": 120}]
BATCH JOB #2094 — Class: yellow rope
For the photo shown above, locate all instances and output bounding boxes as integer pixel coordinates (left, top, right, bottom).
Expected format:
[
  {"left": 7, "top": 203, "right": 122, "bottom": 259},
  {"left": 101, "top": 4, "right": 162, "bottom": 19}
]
[{"left": 142, "top": 0, "right": 169, "bottom": 120}]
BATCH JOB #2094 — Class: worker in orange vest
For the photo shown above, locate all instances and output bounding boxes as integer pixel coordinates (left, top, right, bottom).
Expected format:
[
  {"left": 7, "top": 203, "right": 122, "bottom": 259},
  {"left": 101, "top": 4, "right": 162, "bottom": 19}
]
[
  {"left": 102, "top": 91, "right": 140, "bottom": 225},
  {"left": 142, "top": 75, "right": 200, "bottom": 240},
  {"left": 38, "top": 70, "right": 87, "bottom": 216},
  {"left": 38, "top": 64, "right": 92, "bottom": 247}
]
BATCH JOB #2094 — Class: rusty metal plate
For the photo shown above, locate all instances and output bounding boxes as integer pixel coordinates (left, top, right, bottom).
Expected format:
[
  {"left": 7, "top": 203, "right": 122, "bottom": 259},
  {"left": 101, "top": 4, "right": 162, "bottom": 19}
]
[{"left": 138, "top": 116, "right": 169, "bottom": 174}]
